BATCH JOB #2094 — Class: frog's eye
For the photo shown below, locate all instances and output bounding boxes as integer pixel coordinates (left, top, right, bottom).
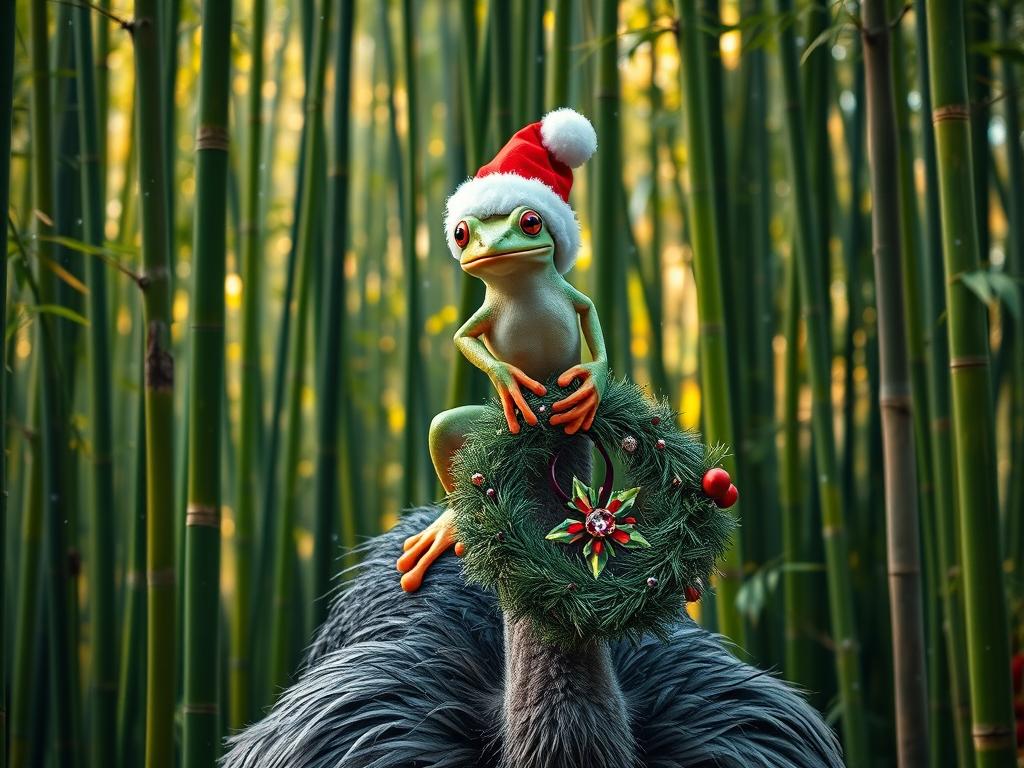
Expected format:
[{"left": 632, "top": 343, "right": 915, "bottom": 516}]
[
  {"left": 454, "top": 220, "right": 470, "bottom": 248},
  {"left": 519, "top": 209, "right": 543, "bottom": 236}
]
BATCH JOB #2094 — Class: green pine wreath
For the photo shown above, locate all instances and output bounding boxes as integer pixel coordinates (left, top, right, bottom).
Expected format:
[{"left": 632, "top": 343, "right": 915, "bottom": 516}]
[{"left": 449, "top": 377, "right": 735, "bottom": 647}]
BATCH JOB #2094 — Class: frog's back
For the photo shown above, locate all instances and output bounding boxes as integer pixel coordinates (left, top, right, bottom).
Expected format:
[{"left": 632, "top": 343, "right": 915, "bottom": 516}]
[{"left": 485, "top": 280, "right": 581, "bottom": 381}]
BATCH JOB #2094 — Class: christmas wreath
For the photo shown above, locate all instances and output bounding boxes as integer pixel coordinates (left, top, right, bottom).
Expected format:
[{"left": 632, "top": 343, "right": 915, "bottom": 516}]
[{"left": 449, "top": 377, "right": 736, "bottom": 647}]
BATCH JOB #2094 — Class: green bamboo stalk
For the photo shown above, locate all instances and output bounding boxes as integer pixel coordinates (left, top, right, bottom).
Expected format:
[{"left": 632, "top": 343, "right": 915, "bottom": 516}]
[
  {"left": 232, "top": 0, "right": 268, "bottom": 730},
  {"left": 400, "top": 0, "right": 427, "bottom": 506},
  {"left": 130, "top": 1, "right": 178, "bottom": 764},
  {"left": 250, "top": 4, "right": 314, "bottom": 711},
  {"left": 675, "top": 0, "right": 745, "bottom": 648},
  {"left": 888, "top": 4, "right": 954, "bottom": 760},
  {"left": 182, "top": 0, "right": 231, "bottom": 761},
  {"left": 997, "top": 2, "right": 1024, "bottom": 563},
  {"left": 780, "top": 251, "right": 814, "bottom": 688},
  {"left": 29, "top": 1, "right": 80, "bottom": 762},
  {"left": 771, "top": 0, "right": 869, "bottom": 760},
  {"left": 840, "top": 51, "right": 865, "bottom": 551},
  {"left": 925, "top": 3, "right": 1016, "bottom": 765},
  {"left": 117, "top": 393, "right": 147, "bottom": 768},
  {"left": 0, "top": 0, "right": 13, "bottom": 761},
  {"left": 271, "top": 0, "right": 332, "bottom": 683},
  {"left": 270, "top": 263, "right": 309, "bottom": 693},
  {"left": 97, "top": 0, "right": 111, "bottom": 187},
  {"left": 490, "top": 0, "right": 513, "bottom": 143},
  {"left": 547, "top": 0, "right": 571, "bottom": 109},
  {"left": 966, "top": 7, "right": 990, "bottom": 266},
  {"left": 861, "top": 2, "right": 929, "bottom": 762},
  {"left": 594, "top": 0, "right": 629, "bottom": 378},
  {"left": 9, "top": 369, "right": 42, "bottom": 768},
  {"left": 643, "top": 2, "right": 670, "bottom": 398},
  {"left": 447, "top": 0, "right": 487, "bottom": 410},
  {"left": 72, "top": 5, "right": 118, "bottom": 764},
  {"left": 313, "top": 0, "right": 356, "bottom": 623}
]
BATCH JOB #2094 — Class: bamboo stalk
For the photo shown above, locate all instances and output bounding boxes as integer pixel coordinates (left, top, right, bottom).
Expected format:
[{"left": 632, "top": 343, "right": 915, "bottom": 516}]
[
  {"left": 182, "top": 0, "right": 231, "bottom": 762},
  {"left": 9, "top": 369, "right": 42, "bottom": 768},
  {"left": 117, "top": 393, "right": 148, "bottom": 768},
  {"left": 547, "top": 0, "right": 571, "bottom": 109},
  {"left": 675, "top": 0, "right": 745, "bottom": 648},
  {"left": 232, "top": 0, "right": 268, "bottom": 729},
  {"left": 771, "top": 0, "right": 870, "bottom": 760},
  {"left": 643, "top": 1, "right": 670, "bottom": 398},
  {"left": 271, "top": 0, "right": 332, "bottom": 686},
  {"left": 0, "top": 0, "right": 12, "bottom": 761},
  {"left": 966, "top": 8, "right": 990, "bottom": 267},
  {"left": 130, "top": 1, "right": 178, "bottom": 764},
  {"left": 594, "top": 0, "right": 629, "bottom": 378},
  {"left": 29, "top": 1, "right": 81, "bottom": 762},
  {"left": 925, "top": 4, "right": 1016, "bottom": 766},
  {"left": 447, "top": 0, "right": 487, "bottom": 411},
  {"left": 250, "top": 4, "right": 315, "bottom": 710},
  {"left": 72, "top": 6, "right": 118, "bottom": 764},
  {"left": 861, "top": 2, "right": 929, "bottom": 762},
  {"left": 400, "top": 0, "right": 427, "bottom": 506},
  {"left": 780, "top": 250, "right": 813, "bottom": 688},
  {"left": 313, "top": 0, "right": 356, "bottom": 623},
  {"left": 998, "top": 2, "right": 1024, "bottom": 564}
]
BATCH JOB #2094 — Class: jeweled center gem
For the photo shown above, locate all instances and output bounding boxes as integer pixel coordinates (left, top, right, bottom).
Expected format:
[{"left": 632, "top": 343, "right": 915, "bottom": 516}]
[{"left": 585, "top": 508, "right": 616, "bottom": 537}]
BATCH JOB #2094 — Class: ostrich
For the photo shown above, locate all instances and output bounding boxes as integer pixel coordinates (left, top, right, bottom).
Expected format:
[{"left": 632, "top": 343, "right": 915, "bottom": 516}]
[{"left": 224, "top": 438, "right": 844, "bottom": 768}]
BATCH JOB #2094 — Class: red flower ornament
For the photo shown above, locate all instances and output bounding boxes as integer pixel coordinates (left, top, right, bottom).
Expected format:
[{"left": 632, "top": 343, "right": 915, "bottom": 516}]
[{"left": 546, "top": 477, "right": 650, "bottom": 578}]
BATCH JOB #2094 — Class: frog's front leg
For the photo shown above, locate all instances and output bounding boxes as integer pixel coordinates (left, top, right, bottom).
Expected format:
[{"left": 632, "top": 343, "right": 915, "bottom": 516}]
[
  {"left": 396, "top": 405, "right": 484, "bottom": 592},
  {"left": 550, "top": 287, "right": 609, "bottom": 434}
]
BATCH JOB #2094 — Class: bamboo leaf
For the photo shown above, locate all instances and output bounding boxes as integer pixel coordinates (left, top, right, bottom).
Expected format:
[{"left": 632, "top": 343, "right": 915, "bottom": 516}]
[
  {"left": 42, "top": 256, "right": 89, "bottom": 295},
  {"left": 989, "top": 272, "right": 1021, "bottom": 322},
  {"left": 958, "top": 269, "right": 994, "bottom": 305},
  {"left": 26, "top": 302, "right": 90, "bottom": 327},
  {"left": 39, "top": 234, "right": 141, "bottom": 281}
]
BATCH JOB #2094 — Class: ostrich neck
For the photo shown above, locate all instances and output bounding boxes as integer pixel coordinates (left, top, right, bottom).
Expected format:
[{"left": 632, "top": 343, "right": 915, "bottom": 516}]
[{"left": 499, "top": 616, "right": 637, "bottom": 768}]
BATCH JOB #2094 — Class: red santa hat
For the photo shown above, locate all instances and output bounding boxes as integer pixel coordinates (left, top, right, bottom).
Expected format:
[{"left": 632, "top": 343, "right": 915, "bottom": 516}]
[{"left": 444, "top": 108, "right": 597, "bottom": 274}]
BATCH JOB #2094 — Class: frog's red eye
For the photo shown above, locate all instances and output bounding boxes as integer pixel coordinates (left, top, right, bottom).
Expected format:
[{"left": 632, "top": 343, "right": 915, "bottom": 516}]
[
  {"left": 453, "top": 220, "right": 470, "bottom": 248},
  {"left": 519, "top": 210, "right": 543, "bottom": 236}
]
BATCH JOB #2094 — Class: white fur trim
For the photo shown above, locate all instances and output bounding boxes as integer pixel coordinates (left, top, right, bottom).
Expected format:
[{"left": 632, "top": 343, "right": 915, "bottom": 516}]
[
  {"left": 540, "top": 108, "right": 597, "bottom": 169},
  {"left": 444, "top": 172, "right": 581, "bottom": 273}
]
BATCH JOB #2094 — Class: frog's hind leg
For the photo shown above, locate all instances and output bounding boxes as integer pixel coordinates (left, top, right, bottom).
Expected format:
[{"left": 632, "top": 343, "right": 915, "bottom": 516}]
[
  {"left": 397, "top": 405, "right": 487, "bottom": 592},
  {"left": 428, "top": 405, "right": 487, "bottom": 493}
]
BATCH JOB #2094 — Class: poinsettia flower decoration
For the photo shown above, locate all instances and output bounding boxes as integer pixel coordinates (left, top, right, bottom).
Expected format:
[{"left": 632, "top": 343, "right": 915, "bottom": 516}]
[{"left": 545, "top": 477, "right": 650, "bottom": 578}]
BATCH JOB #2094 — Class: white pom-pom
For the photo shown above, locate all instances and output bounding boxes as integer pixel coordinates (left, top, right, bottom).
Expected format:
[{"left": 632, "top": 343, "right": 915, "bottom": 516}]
[{"left": 540, "top": 108, "right": 597, "bottom": 169}]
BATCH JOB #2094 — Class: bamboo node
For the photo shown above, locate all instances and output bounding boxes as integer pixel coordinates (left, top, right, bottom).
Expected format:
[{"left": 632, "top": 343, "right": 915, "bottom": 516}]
[
  {"left": 932, "top": 104, "right": 970, "bottom": 124},
  {"left": 145, "top": 321, "right": 175, "bottom": 392},
  {"left": 949, "top": 355, "right": 988, "bottom": 370},
  {"left": 196, "top": 125, "right": 230, "bottom": 152},
  {"left": 147, "top": 567, "right": 176, "bottom": 587},
  {"left": 186, "top": 504, "right": 221, "bottom": 528},
  {"left": 971, "top": 724, "right": 1014, "bottom": 751}
]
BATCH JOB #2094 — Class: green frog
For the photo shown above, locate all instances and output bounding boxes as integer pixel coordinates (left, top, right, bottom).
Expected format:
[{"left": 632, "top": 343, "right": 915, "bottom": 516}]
[{"left": 397, "top": 204, "right": 609, "bottom": 592}]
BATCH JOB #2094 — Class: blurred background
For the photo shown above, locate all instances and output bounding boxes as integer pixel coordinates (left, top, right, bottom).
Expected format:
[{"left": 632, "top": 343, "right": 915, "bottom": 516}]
[{"left": 3, "top": 0, "right": 1024, "bottom": 766}]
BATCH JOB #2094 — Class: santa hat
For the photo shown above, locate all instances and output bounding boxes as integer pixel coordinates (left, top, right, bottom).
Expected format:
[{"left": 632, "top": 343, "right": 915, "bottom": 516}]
[{"left": 444, "top": 108, "right": 597, "bottom": 274}]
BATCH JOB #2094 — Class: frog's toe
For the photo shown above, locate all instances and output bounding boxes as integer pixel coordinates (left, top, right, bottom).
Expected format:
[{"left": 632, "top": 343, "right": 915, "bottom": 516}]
[
  {"left": 397, "top": 535, "right": 432, "bottom": 573},
  {"left": 399, "top": 536, "right": 450, "bottom": 592}
]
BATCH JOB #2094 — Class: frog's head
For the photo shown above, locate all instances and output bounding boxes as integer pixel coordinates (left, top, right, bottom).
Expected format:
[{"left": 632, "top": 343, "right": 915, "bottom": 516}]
[
  {"left": 452, "top": 205, "right": 555, "bottom": 279},
  {"left": 444, "top": 109, "right": 598, "bottom": 277}
]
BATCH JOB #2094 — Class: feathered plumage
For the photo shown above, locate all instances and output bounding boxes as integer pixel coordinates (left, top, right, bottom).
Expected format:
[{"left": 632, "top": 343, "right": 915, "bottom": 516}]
[{"left": 224, "top": 509, "right": 843, "bottom": 768}]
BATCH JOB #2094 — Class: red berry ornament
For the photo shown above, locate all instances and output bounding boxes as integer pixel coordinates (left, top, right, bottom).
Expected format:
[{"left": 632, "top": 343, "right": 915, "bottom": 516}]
[
  {"left": 702, "top": 468, "right": 731, "bottom": 499},
  {"left": 716, "top": 484, "right": 739, "bottom": 509}
]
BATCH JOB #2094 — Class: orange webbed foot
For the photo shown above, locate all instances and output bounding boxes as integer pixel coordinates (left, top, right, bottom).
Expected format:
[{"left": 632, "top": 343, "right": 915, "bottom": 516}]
[{"left": 396, "top": 509, "right": 462, "bottom": 592}]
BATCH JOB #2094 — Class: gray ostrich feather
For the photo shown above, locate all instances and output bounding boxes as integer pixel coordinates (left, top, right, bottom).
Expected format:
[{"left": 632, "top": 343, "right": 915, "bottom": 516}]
[{"left": 224, "top": 508, "right": 844, "bottom": 768}]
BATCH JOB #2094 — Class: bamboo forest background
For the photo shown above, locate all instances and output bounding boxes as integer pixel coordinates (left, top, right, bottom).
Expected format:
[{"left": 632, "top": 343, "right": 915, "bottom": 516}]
[{"left": 2, "top": 0, "right": 1024, "bottom": 766}]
